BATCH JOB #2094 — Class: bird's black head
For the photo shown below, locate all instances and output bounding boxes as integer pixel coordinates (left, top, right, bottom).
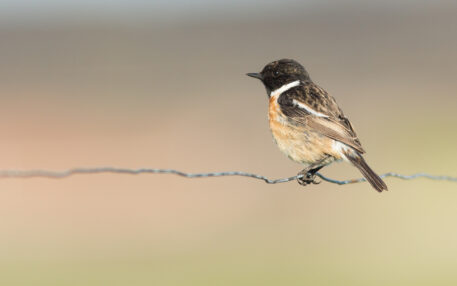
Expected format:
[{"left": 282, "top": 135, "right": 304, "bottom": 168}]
[{"left": 247, "top": 59, "right": 310, "bottom": 94}]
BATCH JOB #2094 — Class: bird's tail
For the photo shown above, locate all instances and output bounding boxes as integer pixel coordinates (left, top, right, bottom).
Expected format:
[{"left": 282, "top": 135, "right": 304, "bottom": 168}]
[{"left": 344, "top": 152, "right": 388, "bottom": 192}]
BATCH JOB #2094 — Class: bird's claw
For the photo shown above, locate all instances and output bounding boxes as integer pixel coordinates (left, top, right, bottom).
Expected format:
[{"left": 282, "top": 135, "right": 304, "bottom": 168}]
[{"left": 297, "top": 171, "right": 320, "bottom": 186}]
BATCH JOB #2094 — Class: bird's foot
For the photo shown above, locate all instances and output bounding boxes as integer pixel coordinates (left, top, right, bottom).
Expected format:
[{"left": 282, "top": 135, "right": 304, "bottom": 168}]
[{"left": 297, "top": 170, "right": 321, "bottom": 186}]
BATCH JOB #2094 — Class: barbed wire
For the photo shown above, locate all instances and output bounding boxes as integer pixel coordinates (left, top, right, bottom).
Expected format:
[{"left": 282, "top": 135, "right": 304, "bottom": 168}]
[{"left": 0, "top": 167, "right": 456, "bottom": 185}]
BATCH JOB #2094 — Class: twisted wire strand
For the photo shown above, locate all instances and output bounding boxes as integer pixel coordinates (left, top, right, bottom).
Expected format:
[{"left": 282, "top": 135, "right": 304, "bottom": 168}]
[{"left": 0, "top": 167, "right": 455, "bottom": 185}]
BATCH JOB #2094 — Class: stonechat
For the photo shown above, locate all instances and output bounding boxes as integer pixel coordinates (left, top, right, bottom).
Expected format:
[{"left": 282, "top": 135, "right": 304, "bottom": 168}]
[{"left": 247, "top": 59, "right": 387, "bottom": 192}]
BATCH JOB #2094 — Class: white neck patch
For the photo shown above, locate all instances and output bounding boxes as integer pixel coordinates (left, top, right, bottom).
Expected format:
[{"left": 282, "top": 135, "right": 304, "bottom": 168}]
[
  {"left": 270, "top": 80, "right": 329, "bottom": 118},
  {"left": 270, "top": 80, "right": 300, "bottom": 99}
]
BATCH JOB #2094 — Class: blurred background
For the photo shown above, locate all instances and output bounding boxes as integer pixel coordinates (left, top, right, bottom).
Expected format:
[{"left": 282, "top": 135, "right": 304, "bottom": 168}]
[{"left": 1, "top": 0, "right": 457, "bottom": 285}]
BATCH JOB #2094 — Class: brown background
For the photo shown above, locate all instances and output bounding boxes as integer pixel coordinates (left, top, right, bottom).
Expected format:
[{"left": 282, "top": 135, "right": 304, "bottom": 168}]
[{"left": 1, "top": 1, "right": 457, "bottom": 285}]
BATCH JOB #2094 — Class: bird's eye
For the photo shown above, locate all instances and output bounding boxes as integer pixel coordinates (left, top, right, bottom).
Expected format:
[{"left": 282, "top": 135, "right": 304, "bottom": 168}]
[{"left": 274, "top": 71, "right": 280, "bottom": 76}]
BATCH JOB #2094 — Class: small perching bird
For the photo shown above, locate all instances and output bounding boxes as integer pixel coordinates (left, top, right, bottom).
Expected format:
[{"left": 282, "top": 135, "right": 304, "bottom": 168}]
[{"left": 247, "top": 59, "right": 387, "bottom": 192}]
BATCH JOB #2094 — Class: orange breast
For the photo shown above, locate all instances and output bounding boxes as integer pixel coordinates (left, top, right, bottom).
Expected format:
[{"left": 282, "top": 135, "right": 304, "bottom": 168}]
[{"left": 268, "top": 98, "right": 336, "bottom": 165}]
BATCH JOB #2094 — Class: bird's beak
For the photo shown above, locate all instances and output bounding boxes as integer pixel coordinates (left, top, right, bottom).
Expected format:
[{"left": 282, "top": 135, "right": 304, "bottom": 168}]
[{"left": 246, "top": 73, "right": 263, "bottom": 80}]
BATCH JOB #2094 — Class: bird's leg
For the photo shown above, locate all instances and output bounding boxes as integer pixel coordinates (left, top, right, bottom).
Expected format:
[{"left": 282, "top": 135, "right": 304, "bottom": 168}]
[
  {"left": 297, "top": 166, "right": 323, "bottom": 186},
  {"left": 296, "top": 156, "right": 330, "bottom": 186}
]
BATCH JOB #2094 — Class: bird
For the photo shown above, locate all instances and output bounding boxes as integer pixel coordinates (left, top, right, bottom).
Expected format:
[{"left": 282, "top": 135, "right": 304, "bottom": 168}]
[{"left": 247, "top": 59, "right": 387, "bottom": 192}]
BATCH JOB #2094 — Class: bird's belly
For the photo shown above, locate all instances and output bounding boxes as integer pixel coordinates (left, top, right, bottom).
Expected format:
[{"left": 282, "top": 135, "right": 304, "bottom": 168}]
[{"left": 269, "top": 107, "right": 336, "bottom": 166}]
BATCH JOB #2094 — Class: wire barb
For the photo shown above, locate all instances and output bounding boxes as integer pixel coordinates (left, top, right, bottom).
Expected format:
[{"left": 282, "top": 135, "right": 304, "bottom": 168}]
[{"left": 0, "top": 167, "right": 456, "bottom": 185}]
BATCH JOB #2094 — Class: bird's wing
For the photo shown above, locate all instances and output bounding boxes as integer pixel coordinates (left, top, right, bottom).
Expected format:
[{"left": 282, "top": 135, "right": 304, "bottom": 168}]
[
  {"left": 278, "top": 83, "right": 365, "bottom": 154},
  {"left": 306, "top": 116, "right": 365, "bottom": 153}
]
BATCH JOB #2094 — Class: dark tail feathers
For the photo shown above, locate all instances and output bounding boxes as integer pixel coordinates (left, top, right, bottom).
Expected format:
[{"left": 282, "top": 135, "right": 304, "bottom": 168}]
[{"left": 345, "top": 153, "right": 388, "bottom": 192}]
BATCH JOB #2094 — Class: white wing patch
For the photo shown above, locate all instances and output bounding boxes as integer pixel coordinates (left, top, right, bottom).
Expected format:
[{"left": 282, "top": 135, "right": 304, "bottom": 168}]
[{"left": 292, "top": 99, "right": 329, "bottom": 118}]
